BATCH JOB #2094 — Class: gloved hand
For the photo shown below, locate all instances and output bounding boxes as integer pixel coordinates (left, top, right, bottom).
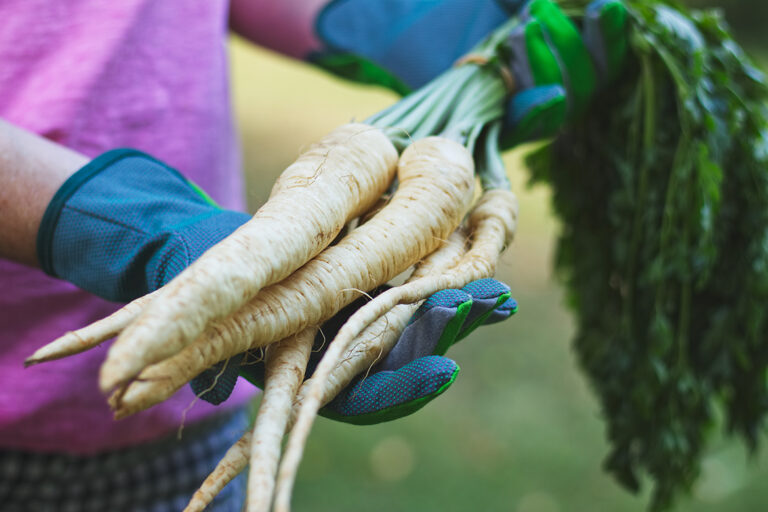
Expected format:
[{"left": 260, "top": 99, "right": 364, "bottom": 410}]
[
  {"left": 37, "top": 149, "right": 250, "bottom": 303},
  {"left": 308, "top": 0, "right": 627, "bottom": 145},
  {"left": 320, "top": 278, "right": 518, "bottom": 425},
  {"left": 503, "top": 0, "right": 628, "bottom": 145},
  {"left": 308, "top": 0, "right": 525, "bottom": 94},
  {"left": 193, "top": 278, "right": 517, "bottom": 425}
]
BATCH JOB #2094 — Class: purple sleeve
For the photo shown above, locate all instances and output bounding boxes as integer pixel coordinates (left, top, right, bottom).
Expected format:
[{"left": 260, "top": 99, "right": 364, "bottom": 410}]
[{"left": 0, "top": 0, "right": 252, "bottom": 453}]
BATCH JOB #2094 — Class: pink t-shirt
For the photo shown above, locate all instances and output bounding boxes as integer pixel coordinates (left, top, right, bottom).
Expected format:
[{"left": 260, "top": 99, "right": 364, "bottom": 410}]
[{"left": 0, "top": 0, "right": 260, "bottom": 454}]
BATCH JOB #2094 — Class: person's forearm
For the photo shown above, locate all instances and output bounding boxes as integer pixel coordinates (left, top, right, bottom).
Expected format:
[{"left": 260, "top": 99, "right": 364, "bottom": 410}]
[
  {"left": 0, "top": 119, "right": 88, "bottom": 267},
  {"left": 229, "top": 0, "right": 325, "bottom": 59}
]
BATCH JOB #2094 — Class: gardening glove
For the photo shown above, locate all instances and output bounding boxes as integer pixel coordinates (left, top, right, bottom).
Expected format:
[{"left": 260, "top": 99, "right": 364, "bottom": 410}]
[
  {"left": 309, "top": 0, "right": 626, "bottom": 144},
  {"left": 194, "top": 279, "right": 517, "bottom": 424},
  {"left": 320, "top": 278, "right": 518, "bottom": 425},
  {"left": 503, "top": 0, "right": 628, "bottom": 145},
  {"left": 37, "top": 149, "right": 250, "bottom": 302},
  {"left": 309, "top": 0, "right": 526, "bottom": 94}
]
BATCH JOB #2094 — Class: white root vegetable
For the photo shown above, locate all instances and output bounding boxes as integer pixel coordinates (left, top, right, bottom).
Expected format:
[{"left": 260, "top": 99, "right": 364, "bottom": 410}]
[
  {"left": 112, "top": 137, "right": 476, "bottom": 417},
  {"left": 274, "top": 189, "right": 518, "bottom": 511},
  {"left": 100, "top": 124, "right": 398, "bottom": 392},
  {"left": 24, "top": 290, "right": 160, "bottom": 366},
  {"left": 183, "top": 431, "right": 253, "bottom": 512},
  {"left": 182, "top": 329, "right": 314, "bottom": 512},
  {"left": 247, "top": 327, "right": 315, "bottom": 512}
]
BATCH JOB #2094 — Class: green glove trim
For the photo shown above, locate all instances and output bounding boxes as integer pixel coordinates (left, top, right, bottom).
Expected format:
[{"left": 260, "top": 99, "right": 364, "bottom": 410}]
[
  {"left": 525, "top": 20, "right": 566, "bottom": 86},
  {"left": 456, "top": 292, "right": 512, "bottom": 342},
  {"left": 187, "top": 180, "right": 220, "bottom": 208},
  {"left": 308, "top": 52, "right": 412, "bottom": 96},
  {"left": 529, "top": 0, "right": 597, "bottom": 116},
  {"left": 432, "top": 300, "right": 474, "bottom": 357}
]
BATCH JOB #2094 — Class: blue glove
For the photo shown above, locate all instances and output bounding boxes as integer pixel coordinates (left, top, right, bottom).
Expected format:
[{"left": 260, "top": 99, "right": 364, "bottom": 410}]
[
  {"left": 321, "top": 278, "right": 518, "bottom": 425},
  {"left": 312, "top": 0, "right": 627, "bottom": 145},
  {"left": 37, "top": 149, "right": 250, "bottom": 302},
  {"left": 193, "top": 279, "right": 517, "bottom": 425},
  {"left": 310, "top": 0, "right": 525, "bottom": 93}
]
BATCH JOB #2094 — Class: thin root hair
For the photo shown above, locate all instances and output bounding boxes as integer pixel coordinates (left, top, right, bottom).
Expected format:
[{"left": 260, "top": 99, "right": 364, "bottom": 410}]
[
  {"left": 338, "top": 288, "right": 374, "bottom": 301},
  {"left": 177, "top": 356, "right": 234, "bottom": 440},
  {"left": 241, "top": 347, "right": 266, "bottom": 366},
  {"left": 313, "top": 328, "right": 327, "bottom": 354}
]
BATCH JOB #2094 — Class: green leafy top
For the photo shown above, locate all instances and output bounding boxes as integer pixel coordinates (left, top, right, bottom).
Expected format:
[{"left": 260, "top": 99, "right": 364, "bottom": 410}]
[{"left": 528, "top": 1, "right": 768, "bottom": 509}]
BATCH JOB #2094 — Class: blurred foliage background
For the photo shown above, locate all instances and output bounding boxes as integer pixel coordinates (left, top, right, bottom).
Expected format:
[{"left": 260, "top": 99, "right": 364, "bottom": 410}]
[{"left": 229, "top": 1, "right": 767, "bottom": 510}]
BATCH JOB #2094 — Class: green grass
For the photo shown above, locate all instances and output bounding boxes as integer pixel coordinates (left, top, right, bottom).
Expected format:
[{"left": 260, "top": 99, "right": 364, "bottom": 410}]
[{"left": 230, "top": 37, "right": 768, "bottom": 512}]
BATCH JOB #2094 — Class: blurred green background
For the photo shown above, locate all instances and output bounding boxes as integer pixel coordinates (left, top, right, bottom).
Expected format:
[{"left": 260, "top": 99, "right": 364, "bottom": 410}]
[{"left": 229, "top": 2, "right": 767, "bottom": 511}]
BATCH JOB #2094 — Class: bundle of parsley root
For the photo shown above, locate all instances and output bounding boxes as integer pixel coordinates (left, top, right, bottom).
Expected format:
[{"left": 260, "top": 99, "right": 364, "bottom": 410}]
[{"left": 25, "top": 0, "right": 768, "bottom": 510}]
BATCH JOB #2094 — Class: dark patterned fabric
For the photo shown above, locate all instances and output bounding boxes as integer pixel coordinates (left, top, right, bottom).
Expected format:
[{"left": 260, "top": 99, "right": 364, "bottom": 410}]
[
  {"left": 0, "top": 409, "right": 249, "bottom": 512},
  {"left": 190, "top": 353, "right": 245, "bottom": 405},
  {"left": 382, "top": 279, "right": 513, "bottom": 370}
]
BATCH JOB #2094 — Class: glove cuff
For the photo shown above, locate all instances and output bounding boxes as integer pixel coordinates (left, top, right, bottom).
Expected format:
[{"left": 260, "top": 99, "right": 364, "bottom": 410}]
[
  {"left": 37, "top": 148, "right": 232, "bottom": 302},
  {"left": 37, "top": 149, "right": 152, "bottom": 276}
]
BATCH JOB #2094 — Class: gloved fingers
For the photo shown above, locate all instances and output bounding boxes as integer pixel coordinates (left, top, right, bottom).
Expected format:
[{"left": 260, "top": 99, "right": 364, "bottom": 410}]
[
  {"left": 319, "top": 355, "right": 459, "bottom": 425},
  {"left": 524, "top": 0, "right": 597, "bottom": 116},
  {"left": 484, "top": 296, "right": 520, "bottom": 325},
  {"left": 190, "top": 352, "right": 245, "bottom": 405},
  {"left": 505, "top": 0, "right": 607, "bottom": 144},
  {"left": 504, "top": 84, "right": 568, "bottom": 145},
  {"left": 505, "top": 3, "right": 575, "bottom": 144},
  {"left": 508, "top": 18, "right": 563, "bottom": 91},
  {"left": 380, "top": 279, "right": 517, "bottom": 371},
  {"left": 237, "top": 348, "right": 269, "bottom": 389},
  {"left": 584, "top": 0, "right": 629, "bottom": 84},
  {"left": 455, "top": 278, "right": 513, "bottom": 341},
  {"left": 379, "top": 288, "right": 473, "bottom": 371}
]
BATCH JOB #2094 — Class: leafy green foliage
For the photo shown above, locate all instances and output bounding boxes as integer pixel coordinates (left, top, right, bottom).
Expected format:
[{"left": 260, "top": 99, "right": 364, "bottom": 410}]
[{"left": 528, "top": 2, "right": 768, "bottom": 509}]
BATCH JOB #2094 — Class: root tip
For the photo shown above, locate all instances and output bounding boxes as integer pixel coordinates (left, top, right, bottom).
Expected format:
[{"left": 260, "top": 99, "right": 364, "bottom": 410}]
[
  {"left": 113, "top": 408, "right": 131, "bottom": 420},
  {"left": 99, "top": 371, "right": 130, "bottom": 395}
]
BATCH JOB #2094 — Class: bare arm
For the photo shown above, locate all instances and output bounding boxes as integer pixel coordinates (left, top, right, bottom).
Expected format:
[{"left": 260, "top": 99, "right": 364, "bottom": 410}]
[
  {"left": 229, "top": 0, "right": 326, "bottom": 59},
  {"left": 0, "top": 119, "right": 88, "bottom": 267}
]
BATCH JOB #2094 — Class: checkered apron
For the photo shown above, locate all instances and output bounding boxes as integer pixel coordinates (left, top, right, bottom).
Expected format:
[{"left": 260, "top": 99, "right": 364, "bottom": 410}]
[{"left": 0, "top": 408, "right": 249, "bottom": 512}]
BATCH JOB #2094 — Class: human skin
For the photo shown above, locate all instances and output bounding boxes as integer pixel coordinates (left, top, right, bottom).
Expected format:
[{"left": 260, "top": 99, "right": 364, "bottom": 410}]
[{"left": 0, "top": 119, "right": 87, "bottom": 267}]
